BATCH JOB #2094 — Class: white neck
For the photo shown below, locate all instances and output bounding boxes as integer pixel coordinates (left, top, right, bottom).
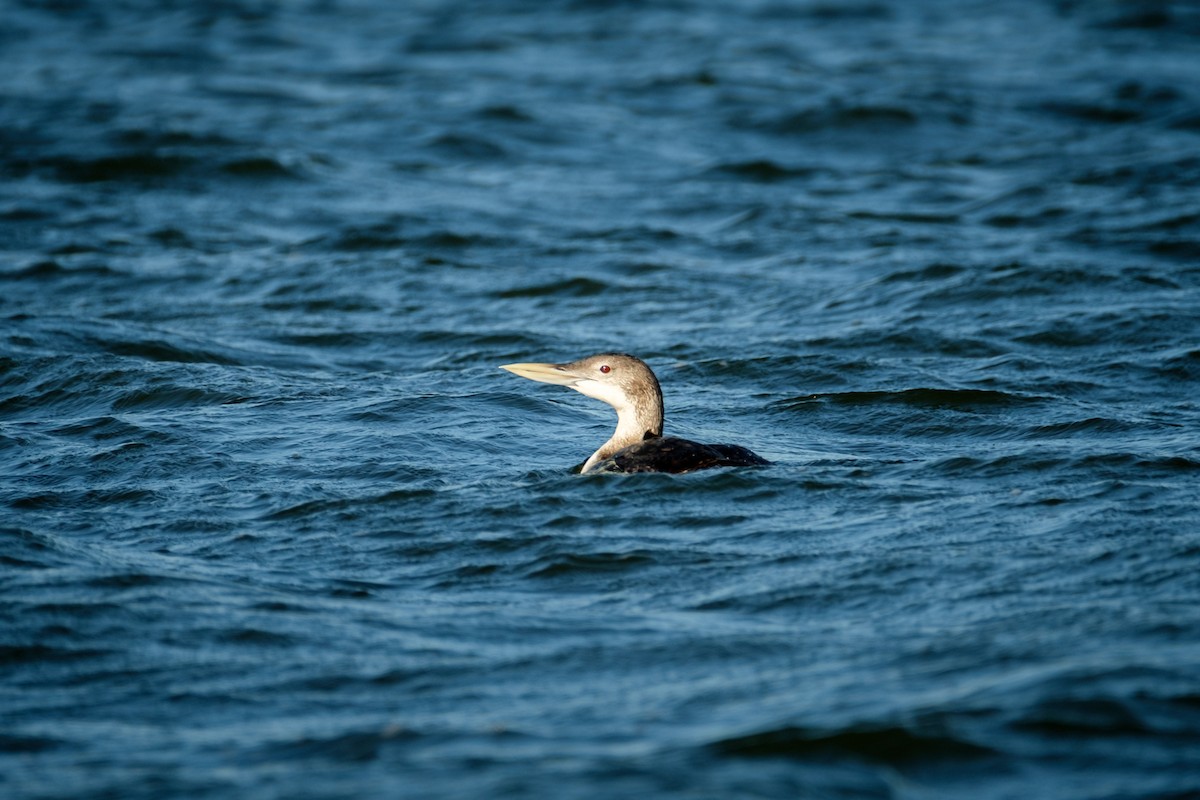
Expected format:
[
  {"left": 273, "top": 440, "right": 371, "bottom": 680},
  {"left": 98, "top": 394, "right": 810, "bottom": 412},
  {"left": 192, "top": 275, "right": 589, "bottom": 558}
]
[
  {"left": 571, "top": 374, "right": 664, "bottom": 472},
  {"left": 582, "top": 402, "right": 653, "bottom": 472}
]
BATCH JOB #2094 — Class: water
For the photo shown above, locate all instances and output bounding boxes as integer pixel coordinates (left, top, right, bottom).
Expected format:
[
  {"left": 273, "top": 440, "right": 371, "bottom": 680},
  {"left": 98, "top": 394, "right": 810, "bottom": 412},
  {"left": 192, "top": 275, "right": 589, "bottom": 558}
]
[{"left": 3, "top": 1, "right": 1200, "bottom": 797}]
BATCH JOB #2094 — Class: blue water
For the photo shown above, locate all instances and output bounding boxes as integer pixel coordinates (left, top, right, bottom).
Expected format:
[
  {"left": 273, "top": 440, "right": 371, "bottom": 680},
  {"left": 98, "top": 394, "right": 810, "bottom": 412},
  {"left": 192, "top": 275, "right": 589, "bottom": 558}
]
[{"left": 3, "top": 1, "right": 1200, "bottom": 798}]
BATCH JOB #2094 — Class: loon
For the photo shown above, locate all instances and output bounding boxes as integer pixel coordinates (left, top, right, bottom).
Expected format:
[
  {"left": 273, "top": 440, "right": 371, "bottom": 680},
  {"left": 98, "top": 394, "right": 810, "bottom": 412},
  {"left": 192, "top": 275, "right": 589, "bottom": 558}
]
[{"left": 500, "top": 353, "right": 769, "bottom": 474}]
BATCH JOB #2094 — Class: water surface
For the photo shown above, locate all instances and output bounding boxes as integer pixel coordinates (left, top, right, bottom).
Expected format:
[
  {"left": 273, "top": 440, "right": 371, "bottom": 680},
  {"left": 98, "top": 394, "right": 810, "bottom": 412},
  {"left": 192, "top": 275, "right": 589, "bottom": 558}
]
[{"left": 3, "top": 1, "right": 1200, "bottom": 798}]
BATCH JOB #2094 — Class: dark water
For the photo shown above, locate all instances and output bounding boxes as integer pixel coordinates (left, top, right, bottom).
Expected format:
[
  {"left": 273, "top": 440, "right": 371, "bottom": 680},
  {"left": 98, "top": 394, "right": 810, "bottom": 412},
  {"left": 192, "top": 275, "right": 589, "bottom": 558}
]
[{"left": 4, "top": 1, "right": 1200, "bottom": 797}]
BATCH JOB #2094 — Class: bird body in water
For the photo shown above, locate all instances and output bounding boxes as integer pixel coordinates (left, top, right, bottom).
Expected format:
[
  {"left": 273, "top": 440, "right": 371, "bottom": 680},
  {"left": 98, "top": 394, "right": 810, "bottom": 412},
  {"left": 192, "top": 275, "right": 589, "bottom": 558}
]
[{"left": 500, "top": 353, "right": 769, "bottom": 474}]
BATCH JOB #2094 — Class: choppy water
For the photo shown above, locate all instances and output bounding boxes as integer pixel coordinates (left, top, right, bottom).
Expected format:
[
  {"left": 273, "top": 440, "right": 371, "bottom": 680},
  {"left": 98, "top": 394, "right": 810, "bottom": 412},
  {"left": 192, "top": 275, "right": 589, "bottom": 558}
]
[{"left": 4, "top": 1, "right": 1200, "bottom": 798}]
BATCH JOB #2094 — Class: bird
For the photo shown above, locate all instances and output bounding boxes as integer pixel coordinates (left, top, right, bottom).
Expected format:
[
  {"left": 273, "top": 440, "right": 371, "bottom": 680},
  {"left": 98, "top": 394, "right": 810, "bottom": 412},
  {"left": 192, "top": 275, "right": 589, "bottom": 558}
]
[{"left": 500, "top": 353, "right": 769, "bottom": 474}]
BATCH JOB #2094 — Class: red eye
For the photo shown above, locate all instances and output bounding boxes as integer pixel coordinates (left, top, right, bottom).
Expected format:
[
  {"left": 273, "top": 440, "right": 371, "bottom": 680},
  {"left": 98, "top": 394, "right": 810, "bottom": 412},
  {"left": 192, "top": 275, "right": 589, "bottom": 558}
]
[{"left": 599, "top": 365, "right": 611, "bottom": 374}]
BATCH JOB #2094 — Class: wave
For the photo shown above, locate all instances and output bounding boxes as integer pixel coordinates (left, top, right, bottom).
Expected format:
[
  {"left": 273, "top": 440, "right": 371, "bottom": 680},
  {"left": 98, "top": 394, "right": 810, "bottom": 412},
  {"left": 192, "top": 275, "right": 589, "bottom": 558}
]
[
  {"left": 928, "top": 450, "right": 1200, "bottom": 480},
  {"left": 300, "top": 224, "right": 507, "bottom": 252},
  {"left": 256, "top": 725, "right": 420, "bottom": 764},
  {"left": 1, "top": 261, "right": 126, "bottom": 281},
  {"left": 38, "top": 150, "right": 308, "bottom": 185},
  {"left": 262, "top": 487, "right": 439, "bottom": 521},
  {"left": 710, "top": 723, "right": 994, "bottom": 764},
  {"left": 525, "top": 550, "right": 658, "bottom": 578},
  {"left": 493, "top": 276, "right": 613, "bottom": 298},
  {"left": 0, "top": 733, "right": 64, "bottom": 754},
  {"left": 739, "top": 103, "right": 920, "bottom": 135},
  {"left": 704, "top": 159, "right": 824, "bottom": 182},
  {"left": 776, "top": 387, "right": 1043, "bottom": 411}
]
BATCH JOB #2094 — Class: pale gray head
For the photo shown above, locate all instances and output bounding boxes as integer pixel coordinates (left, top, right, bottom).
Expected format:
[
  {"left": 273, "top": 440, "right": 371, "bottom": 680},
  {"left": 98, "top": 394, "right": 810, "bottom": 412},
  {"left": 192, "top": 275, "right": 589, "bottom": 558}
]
[{"left": 500, "top": 352, "right": 665, "bottom": 471}]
